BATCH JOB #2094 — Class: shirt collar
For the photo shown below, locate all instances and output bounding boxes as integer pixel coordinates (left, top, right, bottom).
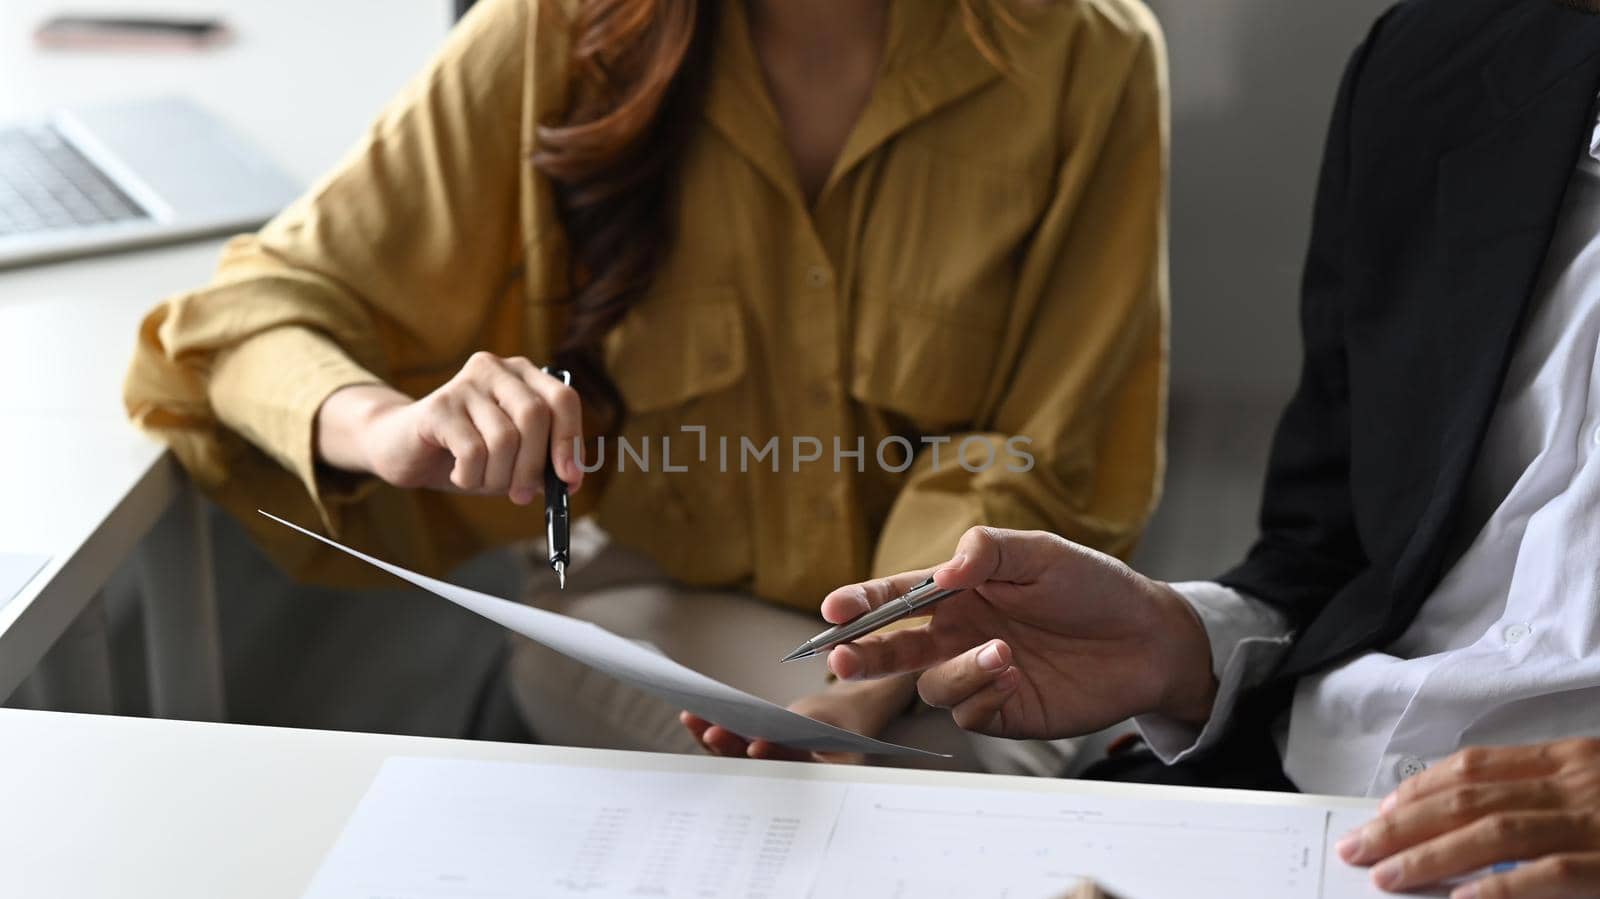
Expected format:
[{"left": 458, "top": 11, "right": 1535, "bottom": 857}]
[{"left": 701, "top": 0, "right": 1002, "bottom": 209}]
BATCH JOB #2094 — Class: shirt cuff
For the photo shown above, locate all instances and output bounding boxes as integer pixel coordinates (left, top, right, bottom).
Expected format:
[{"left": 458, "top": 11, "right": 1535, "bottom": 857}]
[
  {"left": 207, "top": 325, "right": 384, "bottom": 532},
  {"left": 1134, "top": 581, "right": 1293, "bottom": 764}
]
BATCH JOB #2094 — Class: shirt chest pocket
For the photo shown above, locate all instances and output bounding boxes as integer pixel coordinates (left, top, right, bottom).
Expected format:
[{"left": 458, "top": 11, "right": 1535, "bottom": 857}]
[
  {"left": 847, "top": 139, "right": 1047, "bottom": 429},
  {"left": 605, "top": 289, "right": 747, "bottom": 415},
  {"left": 849, "top": 300, "right": 1006, "bottom": 429}
]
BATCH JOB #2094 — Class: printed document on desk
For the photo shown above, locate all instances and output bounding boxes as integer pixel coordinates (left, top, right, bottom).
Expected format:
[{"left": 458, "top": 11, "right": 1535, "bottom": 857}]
[
  {"left": 262, "top": 512, "right": 936, "bottom": 757},
  {"left": 303, "top": 757, "right": 1430, "bottom": 899}
]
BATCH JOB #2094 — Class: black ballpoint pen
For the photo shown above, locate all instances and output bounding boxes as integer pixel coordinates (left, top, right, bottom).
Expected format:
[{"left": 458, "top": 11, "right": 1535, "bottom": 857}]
[{"left": 542, "top": 367, "right": 571, "bottom": 589}]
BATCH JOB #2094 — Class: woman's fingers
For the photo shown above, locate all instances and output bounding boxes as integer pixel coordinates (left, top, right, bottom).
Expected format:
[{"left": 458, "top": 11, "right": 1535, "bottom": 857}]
[
  {"left": 679, "top": 712, "right": 712, "bottom": 742},
  {"left": 916, "top": 639, "right": 1015, "bottom": 710},
  {"left": 414, "top": 353, "right": 586, "bottom": 503},
  {"left": 681, "top": 716, "right": 824, "bottom": 763},
  {"left": 508, "top": 357, "right": 584, "bottom": 488},
  {"left": 464, "top": 393, "right": 518, "bottom": 494},
  {"left": 679, "top": 713, "right": 749, "bottom": 757},
  {"left": 699, "top": 725, "right": 753, "bottom": 758},
  {"left": 747, "top": 740, "right": 813, "bottom": 762},
  {"left": 488, "top": 371, "right": 550, "bottom": 505},
  {"left": 426, "top": 397, "right": 488, "bottom": 491}
]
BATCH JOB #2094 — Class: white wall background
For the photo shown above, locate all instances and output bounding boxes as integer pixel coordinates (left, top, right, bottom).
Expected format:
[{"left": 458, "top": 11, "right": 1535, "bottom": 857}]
[{"left": 1147, "top": 0, "right": 1397, "bottom": 401}]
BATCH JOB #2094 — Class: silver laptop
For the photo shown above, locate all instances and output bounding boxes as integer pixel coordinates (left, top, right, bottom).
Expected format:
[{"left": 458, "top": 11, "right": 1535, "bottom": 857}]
[{"left": 0, "top": 96, "right": 299, "bottom": 269}]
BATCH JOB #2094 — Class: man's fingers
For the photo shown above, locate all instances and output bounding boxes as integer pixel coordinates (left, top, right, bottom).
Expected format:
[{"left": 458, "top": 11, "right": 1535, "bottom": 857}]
[
  {"left": 949, "top": 667, "right": 1020, "bottom": 734},
  {"left": 827, "top": 625, "right": 943, "bottom": 681},
  {"left": 820, "top": 569, "right": 938, "bottom": 624},
  {"left": 1371, "top": 812, "right": 1597, "bottom": 893},
  {"left": 931, "top": 527, "right": 1078, "bottom": 591},
  {"left": 464, "top": 393, "right": 518, "bottom": 494},
  {"left": 1342, "top": 781, "right": 1565, "bottom": 865},
  {"left": 1386, "top": 744, "right": 1570, "bottom": 812},
  {"left": 819, "top": 527, "right": 1077, "bottom": 623},
  {"left": 916, "top": 639, "right": 1014, "bottom": 709},
  {"left": 1459, "top": 851, "right": 1600, "bottom": 899}
]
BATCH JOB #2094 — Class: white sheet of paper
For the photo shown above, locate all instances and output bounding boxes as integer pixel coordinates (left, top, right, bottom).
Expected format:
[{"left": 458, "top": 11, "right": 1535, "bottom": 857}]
[
  {"left": 0, "top": 552, "right": 48, "bottom": 611},
  {"left": 261, "top": 512, "right": 937, "bottom": 757},
  {"left": 303, "top": 757, "right": 1430, "bottom": 899}
]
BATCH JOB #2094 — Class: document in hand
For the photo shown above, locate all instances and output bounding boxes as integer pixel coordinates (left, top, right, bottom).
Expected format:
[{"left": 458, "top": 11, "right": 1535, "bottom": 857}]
[{"left": 261, "top": 512, "right": 940, "bottom": 757}]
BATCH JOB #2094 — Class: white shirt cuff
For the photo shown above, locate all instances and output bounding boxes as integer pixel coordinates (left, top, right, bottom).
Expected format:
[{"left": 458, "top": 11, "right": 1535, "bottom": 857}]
[{"left": 1133, "top": 581, "right": 1293, "bottom": 764}]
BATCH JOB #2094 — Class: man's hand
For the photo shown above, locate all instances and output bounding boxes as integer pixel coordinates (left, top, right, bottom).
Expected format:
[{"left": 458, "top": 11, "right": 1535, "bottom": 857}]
[
  {"left": 679, "top": 675, "right": 917, "bottom": 765},
  {"left": 1337, "top": 739, "right": 1600, "bottom": 898},
  {"left": 821, "top": 526, "right": 1218, "bottom": 741}
]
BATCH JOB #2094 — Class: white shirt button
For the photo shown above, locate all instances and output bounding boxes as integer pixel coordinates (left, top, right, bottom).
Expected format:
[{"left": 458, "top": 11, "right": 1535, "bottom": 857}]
[
  {"left": 1503, "top": 622, "right": 1533, "bottom": 646},
  {"left": 1591, "top": 425, "right": 1600, "bottom": 447},
  {"left": 1396, "top": 756, "right": 1426, "bottom": 780},
  {"left": 804, "top": 265, "right": 832, "bottom": 289}
]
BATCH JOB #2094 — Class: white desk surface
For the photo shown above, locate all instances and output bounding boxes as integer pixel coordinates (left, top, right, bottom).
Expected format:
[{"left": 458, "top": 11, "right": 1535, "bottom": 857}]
[
  {"left": 0, "top": 708, "right": 1376, "bottom": 898},
  {"left": 0, "top": 1, "right": 451, "bottom": 690}
]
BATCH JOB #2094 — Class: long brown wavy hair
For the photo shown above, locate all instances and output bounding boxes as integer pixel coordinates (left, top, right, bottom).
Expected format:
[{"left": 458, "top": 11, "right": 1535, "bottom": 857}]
[{"left": 532, "top": 0, "right": 1014, "bottom": 428}]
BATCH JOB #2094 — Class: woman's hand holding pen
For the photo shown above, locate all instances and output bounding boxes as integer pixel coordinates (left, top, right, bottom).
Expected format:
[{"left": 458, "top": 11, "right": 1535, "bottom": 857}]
[
  {"left": 825, "top": 527, "right": 1218, "bottom": 740},
  {"left": 316, "top": 352, "right": 584, "bottom": 504}
]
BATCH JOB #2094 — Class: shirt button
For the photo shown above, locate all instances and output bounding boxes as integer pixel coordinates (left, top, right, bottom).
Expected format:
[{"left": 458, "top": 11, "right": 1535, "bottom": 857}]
[
  {"left": 1504, "top": 622, "right": 1533, "bottom": 646},
  {"left": 1591, "top": 425, "right": 1600, "bottom": 447},
  {"left": 804, "top": 265, "right": 832, "bottom": 289},
  {"left": 1396, "top": 756, "right": 1426, "bottom": 780}
]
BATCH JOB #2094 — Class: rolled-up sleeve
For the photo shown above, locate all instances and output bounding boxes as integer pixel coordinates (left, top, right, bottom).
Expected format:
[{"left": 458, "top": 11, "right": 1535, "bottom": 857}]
[{"left": 125, "top": 0, "right": 558, "bottom": 567}]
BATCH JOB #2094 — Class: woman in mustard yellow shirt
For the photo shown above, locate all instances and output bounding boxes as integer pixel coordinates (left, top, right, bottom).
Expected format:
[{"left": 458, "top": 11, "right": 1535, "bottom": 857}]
[{"left": 126, "top": 0, "right": 1168, "bottom": 772}]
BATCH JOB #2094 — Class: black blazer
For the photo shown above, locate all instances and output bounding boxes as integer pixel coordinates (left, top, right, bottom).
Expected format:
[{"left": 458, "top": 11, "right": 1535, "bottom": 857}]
[{"left": 1221, "top": 1, "right": 1600, "bottom": 687}]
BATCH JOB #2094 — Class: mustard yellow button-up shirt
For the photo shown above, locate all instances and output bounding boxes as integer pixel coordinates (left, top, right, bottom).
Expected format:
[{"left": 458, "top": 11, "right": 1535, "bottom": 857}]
[{"left": 125, "top": 0, "right": 1169, "bottom": 612}]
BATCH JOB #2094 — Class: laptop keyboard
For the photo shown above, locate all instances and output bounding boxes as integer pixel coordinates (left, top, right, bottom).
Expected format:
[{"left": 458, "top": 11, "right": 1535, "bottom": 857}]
[{"left": 0, "top": 124, "right": 148, "bottom": 236}]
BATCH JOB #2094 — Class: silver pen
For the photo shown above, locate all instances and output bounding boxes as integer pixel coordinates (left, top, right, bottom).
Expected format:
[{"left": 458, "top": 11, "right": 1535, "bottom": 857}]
[{"left": 780, "top": 576, "right": 962, "bottom": 663}]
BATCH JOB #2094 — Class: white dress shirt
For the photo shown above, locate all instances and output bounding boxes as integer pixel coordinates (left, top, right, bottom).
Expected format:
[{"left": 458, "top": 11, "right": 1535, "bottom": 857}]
[{"left": 1140, "top": 99, "right": 1600, "bottom": 797}]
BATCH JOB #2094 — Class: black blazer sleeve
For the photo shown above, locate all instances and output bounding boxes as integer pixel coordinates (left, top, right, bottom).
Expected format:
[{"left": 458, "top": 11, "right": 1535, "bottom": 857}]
[{"left": 1216, "top": 24, "right": 1388, "bottom": 633}]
